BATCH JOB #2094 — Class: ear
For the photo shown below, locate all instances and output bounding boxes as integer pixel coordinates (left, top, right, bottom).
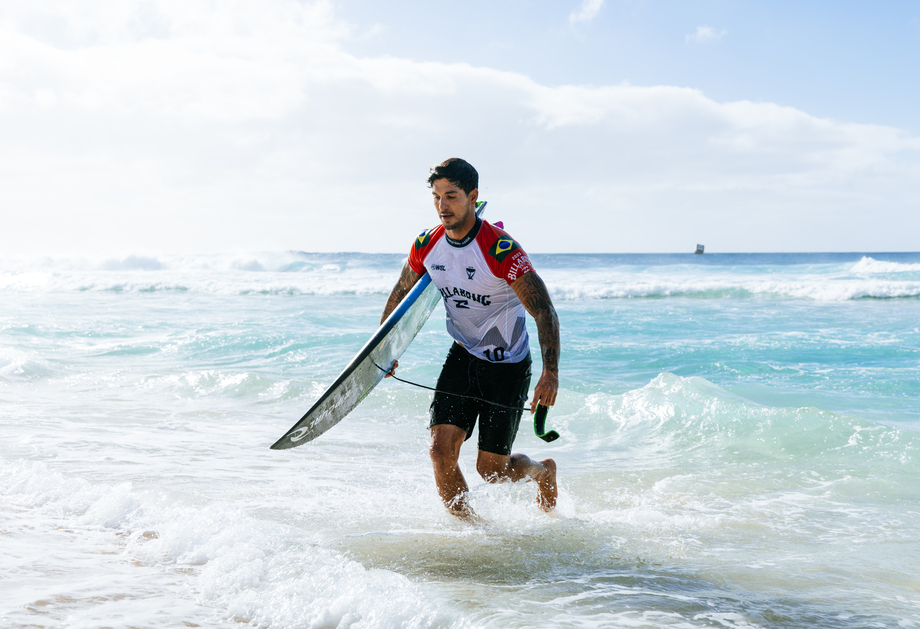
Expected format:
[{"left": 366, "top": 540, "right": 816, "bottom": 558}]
[{"left": 468, "top": 188, "right": 479, "bottom": 205}]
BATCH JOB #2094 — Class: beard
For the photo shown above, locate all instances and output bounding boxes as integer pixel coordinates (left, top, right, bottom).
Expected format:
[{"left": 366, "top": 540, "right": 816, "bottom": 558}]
[{"left": 440, "top": 207, "right": 472, "bottom": 232}]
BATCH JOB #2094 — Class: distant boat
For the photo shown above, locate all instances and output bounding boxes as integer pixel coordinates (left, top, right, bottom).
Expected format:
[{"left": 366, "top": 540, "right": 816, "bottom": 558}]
[{"left": 695, "top": 244, "right": 705, "bottom": 255}]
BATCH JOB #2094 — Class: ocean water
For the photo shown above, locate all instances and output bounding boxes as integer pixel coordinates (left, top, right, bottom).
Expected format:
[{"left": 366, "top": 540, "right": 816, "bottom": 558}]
[{"left": 1, "top": 251, "right": 919, "bottom": 629}]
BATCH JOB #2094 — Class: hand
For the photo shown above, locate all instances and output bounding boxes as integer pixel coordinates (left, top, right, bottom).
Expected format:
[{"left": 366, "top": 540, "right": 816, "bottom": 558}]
[
  {"left": 384, "top": 360, "right": 399, "bottom": 378},
  {"left": 529, "top": 369, "right": 558, "bottom": 412}
]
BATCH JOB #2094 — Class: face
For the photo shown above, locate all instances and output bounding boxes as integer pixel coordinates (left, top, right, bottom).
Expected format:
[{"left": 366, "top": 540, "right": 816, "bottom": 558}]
[{"left": 431, "top": 178, "right": 478, "bottom": 234}]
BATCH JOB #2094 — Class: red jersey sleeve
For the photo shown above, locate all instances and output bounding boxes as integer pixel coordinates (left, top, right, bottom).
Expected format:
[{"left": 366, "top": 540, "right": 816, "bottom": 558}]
[
  {"left": 407, "top": 225, "right": 442, "bottom": 275},
  {"left": 477, "top": 221, "right": 535, "bottom": 285}
]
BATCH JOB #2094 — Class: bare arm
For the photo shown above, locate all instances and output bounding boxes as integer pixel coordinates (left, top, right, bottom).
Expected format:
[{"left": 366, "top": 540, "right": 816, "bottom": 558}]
[
  {"left": 381, "top": 262, "right": 424, "bottom": 324},
  {"left": 511, "top": 270, "right": 560, "bottom": 411},
  {"left": 380, "top": 263, "right": 424, "bottom": 377}
]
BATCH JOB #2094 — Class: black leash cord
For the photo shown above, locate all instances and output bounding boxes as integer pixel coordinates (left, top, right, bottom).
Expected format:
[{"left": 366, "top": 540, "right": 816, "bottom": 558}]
[{"left": 372, "top": 361, "right": 532, "bottom": 412}]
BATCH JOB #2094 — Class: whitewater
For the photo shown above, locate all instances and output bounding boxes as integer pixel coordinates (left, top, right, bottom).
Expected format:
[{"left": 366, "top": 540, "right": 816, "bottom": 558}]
[{"left": 1, "top": 251, "right": 918, "bottom": 629}]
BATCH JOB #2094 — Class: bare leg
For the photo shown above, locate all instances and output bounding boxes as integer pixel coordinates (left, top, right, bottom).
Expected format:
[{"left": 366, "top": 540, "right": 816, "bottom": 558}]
[
  {"left": 429, "top": 424, "right": 473, "bottom": 516},
  {"left": 476, "top": 451, "right": 558, "bottom": 512}
]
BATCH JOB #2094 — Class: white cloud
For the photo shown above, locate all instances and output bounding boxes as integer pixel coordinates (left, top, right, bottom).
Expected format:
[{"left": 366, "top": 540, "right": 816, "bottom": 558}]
[
  {"left": 686, "top": 25, "right": 726, "bottom": 44},
  {"left": 0, "top": 0, "right": 345, "bottom": 121},
  {"left": 0, "top": 0, "right": 918, "bottom": 254},
  {"left": 569, "top": 0, "right": 605, "bottom": 24}
]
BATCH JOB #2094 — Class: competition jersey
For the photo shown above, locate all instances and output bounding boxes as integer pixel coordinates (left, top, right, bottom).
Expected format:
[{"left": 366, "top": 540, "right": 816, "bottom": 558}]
[{"left": 407, "top": 217, "right": 535, "bottom": 364}]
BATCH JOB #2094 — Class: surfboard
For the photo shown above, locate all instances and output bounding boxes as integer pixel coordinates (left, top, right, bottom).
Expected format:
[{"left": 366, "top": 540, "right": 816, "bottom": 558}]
[{"left": 270, "top": 202, "right": 487, "bottom": 450}]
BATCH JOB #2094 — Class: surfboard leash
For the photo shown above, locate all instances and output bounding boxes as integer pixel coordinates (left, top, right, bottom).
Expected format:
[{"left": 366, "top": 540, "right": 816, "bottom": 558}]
[{"left": 371, "top": 361, "right": 560, "bottom": 443}]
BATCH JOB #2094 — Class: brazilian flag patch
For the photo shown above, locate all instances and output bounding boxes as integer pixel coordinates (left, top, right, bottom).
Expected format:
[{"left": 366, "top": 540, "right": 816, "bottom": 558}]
[
  {"left": 414, "top": 228, "right": 434, "bottom": 250},
  {"left": 488, "top": 236, "right": 520, "bottom": 262}
]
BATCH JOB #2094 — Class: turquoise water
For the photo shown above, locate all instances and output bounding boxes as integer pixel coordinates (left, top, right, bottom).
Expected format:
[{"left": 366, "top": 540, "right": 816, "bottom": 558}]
[{"left": 1, "top": 252, "right": 919, "bottom": 628}]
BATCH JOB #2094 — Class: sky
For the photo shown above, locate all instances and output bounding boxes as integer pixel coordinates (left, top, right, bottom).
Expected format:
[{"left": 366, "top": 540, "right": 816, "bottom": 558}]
[{"left": 1, "top": 0, "right": 919, "bottom": 254}]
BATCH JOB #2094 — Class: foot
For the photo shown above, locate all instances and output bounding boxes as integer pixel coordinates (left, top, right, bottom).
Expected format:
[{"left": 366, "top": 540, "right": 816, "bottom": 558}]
[
  {"left": 444, "top": 490, "right": 484, "bottom": 521},
  {"left": 449, "top": 508, "right": 485, "bottom": 525},
  {"left": 534, "top": 458, "right": 557, "bottom": 512}
]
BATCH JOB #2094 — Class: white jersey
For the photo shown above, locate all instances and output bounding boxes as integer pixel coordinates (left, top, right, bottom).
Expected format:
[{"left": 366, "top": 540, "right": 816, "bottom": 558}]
[{"left": 407, "top": 217, "right": 535, "bottom": 363}]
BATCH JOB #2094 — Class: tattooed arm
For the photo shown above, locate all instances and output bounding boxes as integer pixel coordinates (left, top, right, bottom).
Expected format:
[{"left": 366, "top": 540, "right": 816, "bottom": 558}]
[
  {"left": 381, "top": 263, "right": 424, "bottom": 324},
  {"left": 380, "top": 263, "right": 424, "bottom": 377},
  {"left": 511, "top": 270, "right": 560, "bottom": 410}
]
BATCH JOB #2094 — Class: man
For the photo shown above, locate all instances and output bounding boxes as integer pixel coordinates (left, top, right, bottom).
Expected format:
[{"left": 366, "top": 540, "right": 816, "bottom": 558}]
[{"left": 380, "top": 158, "right": 561, "bottom": 516}]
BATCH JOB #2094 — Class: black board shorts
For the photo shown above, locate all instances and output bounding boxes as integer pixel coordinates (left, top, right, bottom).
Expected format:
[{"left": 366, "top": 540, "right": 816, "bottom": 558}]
[{"left": 429, "top": 342, "right": 532, "bottom": 455}]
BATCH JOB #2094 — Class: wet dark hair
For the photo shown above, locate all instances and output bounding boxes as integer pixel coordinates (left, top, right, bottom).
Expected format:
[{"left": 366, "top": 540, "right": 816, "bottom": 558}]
[{"left": 427, "top": 158, "right": 479, "bottom": 194}]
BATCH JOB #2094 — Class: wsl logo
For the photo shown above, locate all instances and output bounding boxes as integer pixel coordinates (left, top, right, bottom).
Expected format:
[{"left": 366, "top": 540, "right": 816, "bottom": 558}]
[{"left": 466, "top": 266, "right": 476, "bottom": 280}]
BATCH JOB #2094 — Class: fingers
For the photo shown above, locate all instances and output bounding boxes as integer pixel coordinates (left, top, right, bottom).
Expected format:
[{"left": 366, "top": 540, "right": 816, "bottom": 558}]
[
  {"left": 530, "top": 371, "right": 558, "bottom": 412},
  {"left": 531, "top": 389, "right": 557, "bottom": 410},
  {"left": 384, "top": 359, "right": 399, "bottom": 378}
]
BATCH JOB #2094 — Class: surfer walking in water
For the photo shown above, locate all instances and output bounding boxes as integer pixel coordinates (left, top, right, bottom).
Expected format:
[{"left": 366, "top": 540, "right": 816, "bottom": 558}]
[{"left": 381, "top": 158, "right": 561, "bottom": 516}]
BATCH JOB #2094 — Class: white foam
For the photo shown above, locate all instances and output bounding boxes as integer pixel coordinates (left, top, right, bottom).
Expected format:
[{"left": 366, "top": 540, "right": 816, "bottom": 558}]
[
  {"left": 0, "top": 459, "right": 457, "bottom": 629},
  {"left": 541, "top": 271, "right": 920, "bottom": 301},
  {"left": 0, "top": 268, "right": 396, "bottom": 296},
  {"left": 851, "top": 256, "right": 920, "bottom": 274},
  {"left": 3, "top": 252, "right": 920, "bottom": 300}
]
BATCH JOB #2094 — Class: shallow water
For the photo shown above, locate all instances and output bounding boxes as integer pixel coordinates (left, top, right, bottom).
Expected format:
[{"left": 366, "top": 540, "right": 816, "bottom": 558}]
[{"left": 2, "top": 252, "right": 919, "bottom": 628}]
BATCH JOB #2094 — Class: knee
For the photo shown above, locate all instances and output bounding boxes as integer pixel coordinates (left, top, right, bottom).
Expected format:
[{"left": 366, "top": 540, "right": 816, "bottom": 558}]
[
  {"left": 509, "top": 453, "right": 528, "bottom": 469},
  {"left": 429, "top": 425, "right": 467, "bottom": 469},
  {"left": 476, "top": 458, "right": 508, "bottom": 483},
  {"left": 429, "top": 439, "right": 456, "bottom": 471},
  {"left": 475, "top": 459, "right": 492, "bottom": 481}
]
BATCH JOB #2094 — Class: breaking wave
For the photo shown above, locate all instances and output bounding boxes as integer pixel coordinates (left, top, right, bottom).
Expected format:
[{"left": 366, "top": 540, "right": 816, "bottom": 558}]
[{"left": 2, "top": 251, "right": 920, "bottom": 300}]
